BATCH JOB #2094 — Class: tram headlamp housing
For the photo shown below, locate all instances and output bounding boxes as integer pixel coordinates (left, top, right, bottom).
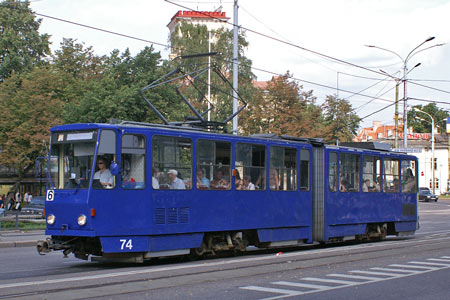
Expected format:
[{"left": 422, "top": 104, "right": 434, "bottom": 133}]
[
  {"left": 47, "top": 214, "right": 55, "bottom": 225},
  {"left": 77, "top": 214, "right": 87, "bottom": 226}
]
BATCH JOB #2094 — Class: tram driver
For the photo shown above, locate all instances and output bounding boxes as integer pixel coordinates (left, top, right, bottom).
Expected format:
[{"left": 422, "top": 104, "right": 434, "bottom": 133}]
[{"left": 94, "top": 157, "right": 114, "bottom": 188}]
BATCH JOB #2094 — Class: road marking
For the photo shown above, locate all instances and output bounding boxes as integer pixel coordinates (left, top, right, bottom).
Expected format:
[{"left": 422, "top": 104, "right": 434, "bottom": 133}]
[
  {"left": 369, "top": 267, "right": 421, "bottom": 274},
  {"left": 389, "top": 264, "right": 438, "bottom": 270},
  {"left": 239, "top": 255, "right": 450, "bottom": 300},
  {"left": 327, "top": 274, "right": 383, "bottom": 281},
  {"left": 273, "top": 281, "right": 331, "bottom": 290},
  {"left": 427, "top": 258, "right": 450, "bottom": 262},
  {"left": 349, "top": 270, "right": 403, "bottom": 277},
  {"left": 301, "top": 277, "right": 356, "bottom": 285},
  {"left": 409, "top": 261, "right": 450, "bottom": 267},
  {"left": 240, "top": 286, "right": 304, "bottom": 296}
]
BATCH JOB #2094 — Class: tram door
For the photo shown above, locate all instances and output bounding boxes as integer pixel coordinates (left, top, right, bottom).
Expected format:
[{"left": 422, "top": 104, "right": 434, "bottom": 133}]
[{"left": 92, "top": 130, "right": 148, "bottom": 232}]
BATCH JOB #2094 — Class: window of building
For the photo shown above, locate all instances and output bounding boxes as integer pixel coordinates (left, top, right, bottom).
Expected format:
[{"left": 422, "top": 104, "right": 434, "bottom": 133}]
[
  {"left": 152, "top": 136, "right": 192, "bottom": 190},
  {"left": 270, "top": 146, "right": 297, "bottom": 191},
  {"left": 340, "top": 153, "right": 360, "bottom": 192},
  {"left": 383, "top": 158, "right": 400, "bottom": 193},
  {"left": 197, "top": 140, "right": 231, "bottom": 190},
  {"left": 235, "top": 143, "right": 266, "bottom": 190},
  {"left": 362, "top": 155, "right": 381, "bottom": 192},
  {"left": 121, "top": 134, "right": 146, "bottom": 189},
  {"left": 329, "top": 152, "right": 338, "bottom": 192}
]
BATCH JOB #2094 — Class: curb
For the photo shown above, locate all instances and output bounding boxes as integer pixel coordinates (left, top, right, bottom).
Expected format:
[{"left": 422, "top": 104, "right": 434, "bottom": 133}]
[{"left": 0, "top": 240, "right": 39, "bottom": 248}]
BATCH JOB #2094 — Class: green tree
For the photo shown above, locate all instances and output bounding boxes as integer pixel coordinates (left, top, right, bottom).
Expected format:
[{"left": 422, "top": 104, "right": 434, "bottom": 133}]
[
  {"left": 408, "top": 103, "right": 449, "bottom": 134},
  {"left": 64, "top": 46, "right": 182, "bottom": 124},
  {"left": 53, "top": 38, "right": 106, "bottom": 80},
  {"left": 0, "top": 67, "right": 64, "bottom": 184},
  {"left": 241, "top": 73, "right": 324, "bottom": 137},
  {"left": 169, "top": 22, "right": 256, "bottom": 128},
  {"left": 321, "top": 95, "right": 360, "bottom": 143},
  {"left": 0, "top": 0, "right": 50, "bottom": 81}
]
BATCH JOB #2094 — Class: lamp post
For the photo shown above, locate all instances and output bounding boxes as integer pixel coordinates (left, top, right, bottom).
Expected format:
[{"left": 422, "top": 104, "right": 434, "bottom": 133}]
[
  {"left": 366, "top": 37, "right": 442, "bottom": 150},
  {"left": 379, "top": 70, "right": 401, "bottom": 149},
  {"left": 415, "top": 108, "right": 435, "bottom": 194}
]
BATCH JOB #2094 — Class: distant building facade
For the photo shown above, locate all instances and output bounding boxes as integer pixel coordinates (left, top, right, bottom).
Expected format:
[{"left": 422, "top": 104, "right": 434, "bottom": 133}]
[{"left": 167, "top": 10, "right": 229, "bottom": 59}]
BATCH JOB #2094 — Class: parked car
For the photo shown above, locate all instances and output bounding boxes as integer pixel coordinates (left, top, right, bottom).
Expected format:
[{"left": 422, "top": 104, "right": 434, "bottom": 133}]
[
  {"left": 418, "top": 187, "right": 438, "bottom": 202},
  {"left": 23, "top": 196, "right": 45, "bottom": 216}
]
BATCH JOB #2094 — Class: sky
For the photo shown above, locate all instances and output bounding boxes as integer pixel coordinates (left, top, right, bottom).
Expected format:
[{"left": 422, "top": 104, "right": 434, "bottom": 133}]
[{"left": 28, "top": 0, "right": 450, "bottom": 130}]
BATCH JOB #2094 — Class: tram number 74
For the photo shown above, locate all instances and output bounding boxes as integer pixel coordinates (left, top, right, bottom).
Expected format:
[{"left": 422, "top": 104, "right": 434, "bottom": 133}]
[{"left": 120, "top": 239, "right": 133, "bottom": 250}]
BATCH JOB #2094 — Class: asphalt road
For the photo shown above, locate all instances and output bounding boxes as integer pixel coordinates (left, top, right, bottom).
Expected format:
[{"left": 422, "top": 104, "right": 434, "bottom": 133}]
[{"left": 0, "top": 200, "right": 449, "bottom": 300}]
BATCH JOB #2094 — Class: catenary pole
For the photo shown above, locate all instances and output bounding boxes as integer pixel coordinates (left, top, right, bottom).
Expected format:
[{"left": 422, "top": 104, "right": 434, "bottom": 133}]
[{"left": 232, "top": 0, "right": 239, "bottom": 135}]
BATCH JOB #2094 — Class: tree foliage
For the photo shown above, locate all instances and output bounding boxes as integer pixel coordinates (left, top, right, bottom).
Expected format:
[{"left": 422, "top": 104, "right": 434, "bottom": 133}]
[
  {"left": 408, "top": 103, "right": 450, "bottom": 134},
  {"left": 0, "top": 67, "right": 63, "bottom": 179},
  {"left": 321, "top": 95, "right": 360, "bottom": 143},
  {"left": 240, "top": 73, "right": 324, "bottom": 137},
  {"left": 169, "top": 22, "right": 256, "bottom": 127},
  {"left": 0, "top": 0, "right": 50, "bottom": 81},
  {"left": 61, "top": 45, "right": 182, "bottom": 124}
]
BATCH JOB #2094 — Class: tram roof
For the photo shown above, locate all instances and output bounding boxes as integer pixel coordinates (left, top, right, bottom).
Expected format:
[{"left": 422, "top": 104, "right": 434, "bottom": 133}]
[
  {"left": 50, "top": 122, "right": 415, "bottom": 158},
  {"left": 50, "top": 122, "right": 321, "bottom": 146}
]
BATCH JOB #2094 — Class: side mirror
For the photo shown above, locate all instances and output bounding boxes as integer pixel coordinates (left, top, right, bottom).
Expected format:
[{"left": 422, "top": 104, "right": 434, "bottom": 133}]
[{"left": 110, "top": 162, "right": 120, "bottom": 176}]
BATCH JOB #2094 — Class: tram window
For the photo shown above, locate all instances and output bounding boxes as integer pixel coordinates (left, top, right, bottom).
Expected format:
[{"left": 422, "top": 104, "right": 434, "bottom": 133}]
[
  {"left": 270, "top": 146, "right": 297, "bottom": 191},
  {"left": 362, "top": 156, "right": 381, "bottom": 192},
  {"left": 339, "top": 153, "right": 360, "bottom": 192},
  {"left": 152, "top": 135, "right": 192, "bottom": 190},
  {"left": 94, "top": 130, "right": 116, "bottom": 189},
  {"left": 235, "top": 143, "right": 266, "bottom": 190},
  {"left": 383, "top": 158, "right": 400, "bottom": 193},
  {"left": 328, "top": 152, "right": 338, "bottom": 192},
  {"left": 121, "top": 134, "right": 146, "bottom": 189},
  {"left": 197, "top": 140, "right": 231, "bottom": 190},
  {"left": 401, "top": 160, "right": 417, "bottom": 193},
  {"left": 300, "top": 149, "right": 310, "bottom": 191}
]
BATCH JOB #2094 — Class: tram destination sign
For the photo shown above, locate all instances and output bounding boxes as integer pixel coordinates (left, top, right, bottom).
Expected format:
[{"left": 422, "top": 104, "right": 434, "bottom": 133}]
[{"left": 393, "top": 148, "right": 422, "bottom": 153}]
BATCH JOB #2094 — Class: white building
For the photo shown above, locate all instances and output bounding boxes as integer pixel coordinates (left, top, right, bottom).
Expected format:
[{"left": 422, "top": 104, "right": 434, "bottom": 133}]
[
  {"left": 167, "top": 10, "right": 229, "bottom": 36},
  {"left": 408, "top": 134, "right": 449, "bottom": 195}
]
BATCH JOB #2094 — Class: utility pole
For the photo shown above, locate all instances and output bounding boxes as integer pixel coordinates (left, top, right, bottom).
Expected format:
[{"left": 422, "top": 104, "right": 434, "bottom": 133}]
[
  {"left": 394, "top": 80, "right": 399, "bottom": 149},
  {"left": 207, "top": 31, "right": 211, "bottom": 123},
  {"left": 232, "top": 0, "right": 238, "bottom": 135}
]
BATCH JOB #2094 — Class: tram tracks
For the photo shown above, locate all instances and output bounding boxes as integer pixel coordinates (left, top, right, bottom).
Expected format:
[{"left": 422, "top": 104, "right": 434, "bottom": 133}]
[{"left": 1, "top": 232, "right": 450, "bottom": 299}]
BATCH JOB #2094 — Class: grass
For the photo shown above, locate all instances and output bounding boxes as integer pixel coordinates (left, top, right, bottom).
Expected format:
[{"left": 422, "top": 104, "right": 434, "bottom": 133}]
[{"left": 0, "top": 221, "right": 46, "bottom": 230}]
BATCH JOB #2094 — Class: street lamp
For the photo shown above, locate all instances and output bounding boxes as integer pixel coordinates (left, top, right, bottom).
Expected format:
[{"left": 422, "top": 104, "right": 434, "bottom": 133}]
[
  {"left": 414, "top": 108, "right": 435, "bottom": 194},
  {"left": 379, "top": 70, "right": 401, "bottom": 148},
  {"left": 366, "top": 37, "right": 443, "bottom": 149}
]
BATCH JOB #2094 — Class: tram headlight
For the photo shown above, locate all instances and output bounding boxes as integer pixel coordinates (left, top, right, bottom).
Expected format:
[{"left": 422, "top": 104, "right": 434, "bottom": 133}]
[
  {"left": 77, "top": 214, "right": 87, "bottom": 226},
  {"left": 46, "top": 214, "right": 55, "bottom": 225}
]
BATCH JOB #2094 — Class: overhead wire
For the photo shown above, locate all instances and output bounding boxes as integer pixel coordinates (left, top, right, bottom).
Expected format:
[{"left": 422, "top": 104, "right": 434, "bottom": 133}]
[
  {"left": 29, "top": 9, "right": 399, "bottom": 106},
  {"left": 407, "top": 81, "right": 450, "bottom": 96},
  {"left": 164, "top": 0, "right": 390, "bottom": 77},
  {"left": 164, "top": 0, "right": 450, "bottom": 113},
  {"left": 24, "top": 5, "right": 450, "bottom": 121}
]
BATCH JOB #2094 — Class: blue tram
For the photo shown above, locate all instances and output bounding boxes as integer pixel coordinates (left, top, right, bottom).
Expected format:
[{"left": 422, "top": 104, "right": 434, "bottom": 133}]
[{"left": 37, "top": 122, "right": 418, "bottom": 262}]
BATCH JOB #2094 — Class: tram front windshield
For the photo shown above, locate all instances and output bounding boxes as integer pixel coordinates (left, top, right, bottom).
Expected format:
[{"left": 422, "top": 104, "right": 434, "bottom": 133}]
[{"left": 49, "top": 131, "right": 97, "bottom": 189}]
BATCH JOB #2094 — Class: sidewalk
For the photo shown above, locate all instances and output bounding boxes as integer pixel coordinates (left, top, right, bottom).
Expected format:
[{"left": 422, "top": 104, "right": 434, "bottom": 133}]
[{"left": 0, "top": 230, "right": 46, "bottom": 248}]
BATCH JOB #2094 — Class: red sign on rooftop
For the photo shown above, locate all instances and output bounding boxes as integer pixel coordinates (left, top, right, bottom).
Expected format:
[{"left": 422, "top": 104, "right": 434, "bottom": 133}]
[
  {"left": 399, "top": 133, "right": 431, "bottom": 140},
  {"left": 170, "top": 10, "right": 228, "bottom": 22}
]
